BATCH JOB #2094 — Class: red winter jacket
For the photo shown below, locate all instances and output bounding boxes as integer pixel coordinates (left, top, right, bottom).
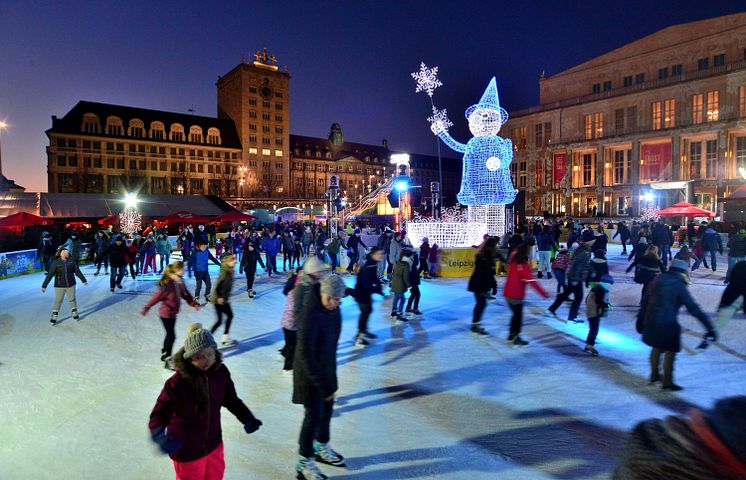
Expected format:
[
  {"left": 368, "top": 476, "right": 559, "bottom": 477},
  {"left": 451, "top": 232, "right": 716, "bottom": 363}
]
[
  {"left": 149, "top": 350, "right": 256, "bottom": 462},
  {"left": 141, "top": 279, "right": 198, "bottom": 319},
  {"left": 503, "top": 261, "right": 548, "bottom": 300}
]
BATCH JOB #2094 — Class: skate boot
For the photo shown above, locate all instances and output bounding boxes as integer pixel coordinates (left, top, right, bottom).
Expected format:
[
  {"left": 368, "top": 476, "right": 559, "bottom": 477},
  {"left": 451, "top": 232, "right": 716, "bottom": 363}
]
[
  {"left": 164, "top": 356, "right": 175, "bottom": 371},
  {"left": 355, "top": 333, "right": 370, "bottom": 346},
  {"left": 584, "top": 345, "right": 599, "bottom": 356},
  {"left": 72, "top": 308, "right": 80, "bottom": 321},
  {"left": 508, "top": 334, "right": 529, "bottom": 347},
  {"left": 94, "top": 269, "right": 100, "bottom": 276},
  {"left": 104, "top": 269, "right": 108, "bottom": 275},
  {"left": 547, "top": 272, "right": 552, "bottom": 279},
  {"left": 314, "top": 441, "right": 345, "bottom": 467},
  {"left": 412, "top": 309, "right": 423, "bottom": 315},
  {"left": 362, "top": 331, "right": 377, "bottom": 339},
  {"left": 537, "top": 271, "right": 543, "bottom": 279},
  {"left": 221, "top": 334, "right": 237, "bottom": 347},
  {"left": 470, "top": 323, "right": 488, "bottom": 335},
  {"left": 160, "top": 349, "right": 169, "bottom": 362},
  {"left": 296, "top": 458, "right": 327, "bottom": 480},
  {"left": 204, "top": 295, "right": 210, "bottom": 305},
  {"left": 110, "top": 288, "right": 115, "bottom": 293},
  {"left": 50, "top": 311, "right": 59, "bottom": 325},
  {"left": 117, "top": 283, "right": 123, "bottom": 289},
  {"left": 248, "top": 289, "right": 256, "bottom": 298}
]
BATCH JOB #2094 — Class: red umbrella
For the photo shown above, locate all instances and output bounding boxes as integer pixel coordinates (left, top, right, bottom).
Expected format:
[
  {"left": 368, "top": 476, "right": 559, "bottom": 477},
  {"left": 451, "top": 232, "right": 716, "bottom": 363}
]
[
  {"left": 98, "top": 215, "right": 120, "bottom": 226},
  {"left": 160, "top": 211, "right": 212, "bottom": 224},
  {"left": 657, "top": 202, "right": 715, "bottom": 218},
  {"left": 214, "top": 210, "right": 257, "bottom": 222},
  {"left": 0, "top": 212, "right": 52, "bottom": 228}
]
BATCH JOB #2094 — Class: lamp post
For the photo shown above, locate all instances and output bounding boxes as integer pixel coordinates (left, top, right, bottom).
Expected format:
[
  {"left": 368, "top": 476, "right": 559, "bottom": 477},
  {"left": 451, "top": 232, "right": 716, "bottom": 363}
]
[{"left": 0, "top": 120, "right": 8, "bottom": 175}]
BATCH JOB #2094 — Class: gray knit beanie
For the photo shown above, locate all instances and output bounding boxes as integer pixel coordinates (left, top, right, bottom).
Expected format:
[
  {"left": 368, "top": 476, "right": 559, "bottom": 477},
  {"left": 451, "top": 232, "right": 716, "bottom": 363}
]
[
  {"left": 183, "top": 323, "right": 217, "bottom": 359},
  {"left": 320, "top": 274, "right": 346, "bottom": 298}
]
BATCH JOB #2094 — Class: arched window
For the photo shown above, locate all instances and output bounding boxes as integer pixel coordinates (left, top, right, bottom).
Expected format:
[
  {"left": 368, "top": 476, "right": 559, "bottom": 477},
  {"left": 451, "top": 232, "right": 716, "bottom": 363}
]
[
  {"left": 325, "top": 151, "right": 332, "bottom": 159},
  {"left": 189, "top": 126, "right": 203, "bottom": 143},
  {"left": 128, "top": 118, "right": 145, "bottom": 138},
  {"left": 170, "top": 123, "right": 185, "bottom": 142},
  {"left": 82, "top": 113, "right": 100, "bottom": 134},
  {"left": 150, "top": 121, "right": 165, "bottom": 140},
  {"left": 106, "top": 116, "right": 124, "bottom": 136},
  {"left": 206, "top": 127, "right": 221, "bottom": 145}
]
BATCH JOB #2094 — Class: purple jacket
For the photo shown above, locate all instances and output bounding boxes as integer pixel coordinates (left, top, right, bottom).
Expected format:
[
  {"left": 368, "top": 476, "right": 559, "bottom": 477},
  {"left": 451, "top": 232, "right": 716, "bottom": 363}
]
[
  {"left": 149, "top": 350, "right": 256, "bottom": 462},
  {"left": 141, "top": 280, "right": 198, "bottom": 319}
]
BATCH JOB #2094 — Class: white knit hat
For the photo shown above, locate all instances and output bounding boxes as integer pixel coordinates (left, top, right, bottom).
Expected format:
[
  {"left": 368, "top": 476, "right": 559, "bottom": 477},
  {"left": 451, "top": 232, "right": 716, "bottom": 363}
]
[{"left": 183, "top": 323, "right": 217, "bottom": 359}]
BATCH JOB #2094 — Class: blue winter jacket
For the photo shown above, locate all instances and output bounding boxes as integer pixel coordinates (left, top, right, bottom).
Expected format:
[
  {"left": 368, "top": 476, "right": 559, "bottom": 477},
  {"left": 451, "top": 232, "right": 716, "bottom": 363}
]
[
  {"left": 536, "top": 232, "right": 555, "bottom": 251},
  {"left": 261, "top": 236, "right": 281, "bottom": 256},
  {"left": 188, "top": 248, "right": 220, "bottom": 272},
  {"left": 702, "top": 229, "right": 723, "bottom": 252}
]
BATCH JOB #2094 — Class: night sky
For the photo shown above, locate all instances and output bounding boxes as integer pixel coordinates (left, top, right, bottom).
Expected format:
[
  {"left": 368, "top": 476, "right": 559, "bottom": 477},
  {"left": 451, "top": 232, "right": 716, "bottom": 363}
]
[{"left": 1, "top": 0, "right": 744, "bottom": 192}]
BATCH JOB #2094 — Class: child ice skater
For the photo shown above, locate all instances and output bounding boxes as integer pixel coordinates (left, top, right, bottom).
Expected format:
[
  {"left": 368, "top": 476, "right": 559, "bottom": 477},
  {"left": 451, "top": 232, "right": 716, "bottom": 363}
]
[
  {"left": 41, "top": 246, "right": 88, "bottom": 325},
  {"left": 405, "top": 252, "right": 422, "bottom": 315},
  {"left": 584, "top": 274, "right": 614, "bottom": 356},
  {"left": 141, "top": 261, "right": 201, "bottom": 369},
  {"left": 140, "top": 235, "right": 158, "bottom": 275},
  {"left": 149, "top": 323, "right": 262, "bottom": 480},
  {"left": 210, "top": 255, "right": 237, "bottom": 348},
  {"left": 240, "top": 242, "right": 265, "bottom": 298}
]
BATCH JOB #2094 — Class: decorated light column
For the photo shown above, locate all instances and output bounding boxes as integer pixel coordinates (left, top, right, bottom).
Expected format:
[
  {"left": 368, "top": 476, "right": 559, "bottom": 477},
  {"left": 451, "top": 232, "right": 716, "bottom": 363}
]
[{"left": 120, "top": 192, "right": 142, "bottom": 235}]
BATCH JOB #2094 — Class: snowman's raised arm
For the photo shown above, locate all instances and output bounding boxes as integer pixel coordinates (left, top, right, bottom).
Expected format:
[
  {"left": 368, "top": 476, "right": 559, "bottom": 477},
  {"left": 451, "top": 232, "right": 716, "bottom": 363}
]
[{"left": 437, "top": 131, "right": 467, "bottom": 153}]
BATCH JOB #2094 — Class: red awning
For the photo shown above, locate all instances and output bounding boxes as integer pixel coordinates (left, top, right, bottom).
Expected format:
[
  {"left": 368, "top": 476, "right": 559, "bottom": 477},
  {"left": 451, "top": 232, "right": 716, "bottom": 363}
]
[
  {"left": 160, "top": 211, "right": 212, "bottom": 224},
  {"left": 0, "top": 211, "right": 53, "bottom": 228},
  {"left": 657, "top": 202, "right": 715, "bottom": 218},
  {"left": 214, "top": 210, "right": 257, "bottom": 223},
  {"left": 98, "top": 215, "right": 120, "bottom": 226}
]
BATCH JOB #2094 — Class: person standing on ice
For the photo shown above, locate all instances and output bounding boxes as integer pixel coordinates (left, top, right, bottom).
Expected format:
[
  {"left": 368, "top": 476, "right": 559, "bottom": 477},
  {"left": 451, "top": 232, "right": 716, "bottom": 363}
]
[
  {"left": 42, "top": 246, "right": 88, "bottom": 325},
  {"left": 37, "top": 231, "right": 55, "bottom": 274},
  {"left": 293, "top": 275, "right": 347, "bottom": 480},
  {"left": 354, "top": 247, "right": 385, "bottom": 346},
  {"left": 141, "top": 261, "right": 201, "bottom": 370},
  {"left": 431, "top": 77, "right": 518, "bottom": 206},
  {"left": 149, "top": 323, "right": 262, "bottom": 480},
  {"left": 639, "top": 259, "right": 716, "bottom": 391},
  {"left": 189, "top": 241, "right": 221, "bottom": 305},
  {"left": 106, "top": 235, "right": 135, "bottom": 292},
  {"left": 583, "top": 274, "right": 614, "bottom": 356},
  {"left": 502, "top": 243, "right": 549, "bottom": 346},
  {"left": 210, "top": 255, "right": 237, "bottom": 348},
  {"left": 467, "top": 237, "right": 499, "bottom": 335}
]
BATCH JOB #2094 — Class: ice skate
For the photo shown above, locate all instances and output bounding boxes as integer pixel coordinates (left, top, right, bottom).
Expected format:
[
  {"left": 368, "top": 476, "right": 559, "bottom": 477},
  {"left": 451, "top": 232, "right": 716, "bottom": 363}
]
[
  {"left": 296, "top": 458, "right": 327, "bottom": 480},
  {"left": 94, "top": 269, "right": 100, "bottom": 276},
  {"left": 221, "top": 335, "right": 237, "bottom": 348},
  {"left": 314, "top": 441, "right": 345, "bottom": 467},
  {"left": 72, "top": 308, "right": 80, "bottom": 321},
  {"left": 547, "top": 272, "right": 552, "bottom": 279},
  {"left": 104, "top": 269, "right": 108, "bottom": 275},
  {"left": 355, "top": 333, "right": 370, "bottom": 346},
  {"left": 509, "top": 335, "right": 529, "bottom": 347},
  {"left": 568, "top": 317, "right": 584, "bottom": 324},
  {"left": 160, "top": 350, "right": 169, "bottom": 362},
  {"left": 164, "top": 357, "right": 175, "bottom": 371},
  {"left": 362, "top": 331, "right": 377, "bottom": 339},
  {"left": 116, "top": 283, "right": 123, "bottom": 289},
  {"left": 110, "top": 288, "right": 115, "bottom": 293},
  {"left": 470, "top": 323, "right": 488, "bottom": 335},
  {"left": 584, "top": 345, "right": 599, "bottom": 356},
  {"left": 248, "top": 289, "right": 256, "bottom": 298},
  {"left": 390, "top": 311, "right": 398, "bottom": 318},
  {"left": 662, "top": 384, "right": 683, "bottom": 391},
  {"left": 412, "top": 309, "right": 423, "bottom": 315},
  {"left": 50, "top": 311, "right": 58, "bottom": 325},
  {"left": 545, "top": 309, "right": 562, "bottom": 321}
]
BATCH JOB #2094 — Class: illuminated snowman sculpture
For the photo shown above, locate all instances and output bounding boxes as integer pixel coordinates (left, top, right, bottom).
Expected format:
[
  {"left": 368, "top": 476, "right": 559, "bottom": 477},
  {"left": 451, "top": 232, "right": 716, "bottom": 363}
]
[{"left": 430, "top": 77, "right": 517, "bottom": 236}]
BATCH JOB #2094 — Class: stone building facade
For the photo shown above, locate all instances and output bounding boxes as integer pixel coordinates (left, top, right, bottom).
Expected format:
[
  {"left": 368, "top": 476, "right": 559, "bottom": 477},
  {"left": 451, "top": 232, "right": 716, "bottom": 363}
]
[
  {"left": 504, "top": 13, "right": 746, "bottom": 218},
  {"left": 46, "top": 50, "right": 460, "bottom": 206}
]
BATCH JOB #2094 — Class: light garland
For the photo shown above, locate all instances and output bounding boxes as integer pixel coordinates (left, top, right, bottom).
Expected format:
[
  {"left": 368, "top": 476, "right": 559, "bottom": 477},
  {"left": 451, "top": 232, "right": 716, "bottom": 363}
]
[
  {"left": 427, "top": 106, "right": 453, "bottom": 132},
  {"left": 120, "top": 206, "right": 142, "bottom": 235},
  {"left": 406, "top": 205, "right": 488, "bottom": 248}
]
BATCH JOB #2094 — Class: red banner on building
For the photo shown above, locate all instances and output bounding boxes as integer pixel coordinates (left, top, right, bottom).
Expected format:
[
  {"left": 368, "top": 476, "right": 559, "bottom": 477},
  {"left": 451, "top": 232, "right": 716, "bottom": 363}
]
[
  {"left": 640, "top": 143, "right": 672, "bottom": 181},
  {"left": 553, "top": 153, "right": 567, "bottom": 185}
]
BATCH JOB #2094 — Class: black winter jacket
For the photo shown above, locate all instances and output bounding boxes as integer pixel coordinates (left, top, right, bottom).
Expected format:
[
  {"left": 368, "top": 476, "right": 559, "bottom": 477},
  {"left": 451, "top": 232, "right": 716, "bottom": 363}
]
[
  {"left": 42, "top": 258, "right": 87, "bottom": 288},
  {"left": 106, "top": 243, "right": 135, "bottom": 268},
  {"left": 727, "top": 234, "right": 746, "bottom": 257},
  {"left": 468, "top": 253, "right": 497, "bottom": 293},
  {"left": 354, "top": 258, "right": 383, "bottom": 304},
  {"left": 293, "top": 283, "right": 341, "bottom": 405},
  {"left": 720, "top": 261, "right": 746, "bottom": 312},
  {"left": 240, "top": 248, "right": 265, "bottom": 274}
]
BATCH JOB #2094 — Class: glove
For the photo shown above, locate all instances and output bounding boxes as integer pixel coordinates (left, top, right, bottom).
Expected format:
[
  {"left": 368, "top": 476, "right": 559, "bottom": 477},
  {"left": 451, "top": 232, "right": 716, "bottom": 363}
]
[
  {"left": 344, "top": 287, "right": 355, "bottom": 298},
  {"left": 151, "top": 427, "right": 182, "bottom": 454},
  {"left": 244, "top": 417, "right": 263, "bottom": 434}
]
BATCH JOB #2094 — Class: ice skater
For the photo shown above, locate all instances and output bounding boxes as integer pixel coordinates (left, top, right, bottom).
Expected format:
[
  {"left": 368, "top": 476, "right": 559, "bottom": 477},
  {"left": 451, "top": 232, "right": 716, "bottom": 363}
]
[
  {"left": 41, "top": 246, "right": 88, "bottom": 325},
  {"left": 141, "top": 261, "right": 201, "bottom": 370},
  {"left": 503, "top": 243, "right": 549, "bottom": 346},
  {"left": 37, "top": 231, "right": 55, "bottom": 274},
  {"left": 210, "top": 255, "right": 237, "bottom": 348},
  {"left": 546, "top": 238, "right": 592, "bottom": 323},
  {"left": 261, "top": 230, "right": 281, "bottom": 277},
  {"left": 149, "top": 323, "right": 262, "bottom": 480},
  {"left": 189, "top": 241, "right": 221, "bottom": 304},
  {"left": 106, "top": 235, "right": 135, "bottom": 292},
  {"left": 280, "top": 270, "right": 301, "bottom": 373},
  {"left": 156, "top": 234, "right": 171, "bottom": 274},
  {"left": 93, "top": 231, "right": 110, "bottom": 276},
  {"left": 583, "top": 274, "right": 614, "bottom": 356},
  {"left": 389, "top": 249, "right": 412, "bottom": 320},
  {"left": 140, "top": 234, "right": 158, "bottom": 275},
  {"left": 240, "top": 242, "right": 265, "bottom": 297},
  {"left": 353, "top": 247, "right": 385, "bottom": 346},
  {"left": 467, "top": 237, "right": 499, "bottom": 335},
  {"left": 293, "top": 275, "right": 347, "bottom": 480},
  {"left": 405, "top": 252, "right": 423, "bottom": 316},
  {"left": 638, "top": 259, "right": 716, "bottom": 391}
]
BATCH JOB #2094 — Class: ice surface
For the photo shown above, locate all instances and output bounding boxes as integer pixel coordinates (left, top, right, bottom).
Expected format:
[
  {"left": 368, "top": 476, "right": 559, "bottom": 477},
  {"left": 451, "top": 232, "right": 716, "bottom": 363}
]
[{"left": 0, "top": 244, "right": 744, "bottom": 479}]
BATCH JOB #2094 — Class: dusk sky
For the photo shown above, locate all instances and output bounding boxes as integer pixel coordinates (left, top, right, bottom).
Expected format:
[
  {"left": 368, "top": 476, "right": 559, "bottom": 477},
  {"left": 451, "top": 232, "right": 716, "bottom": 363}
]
[{"left": 1, "top": 0, "right": 744, "bottom": 192}]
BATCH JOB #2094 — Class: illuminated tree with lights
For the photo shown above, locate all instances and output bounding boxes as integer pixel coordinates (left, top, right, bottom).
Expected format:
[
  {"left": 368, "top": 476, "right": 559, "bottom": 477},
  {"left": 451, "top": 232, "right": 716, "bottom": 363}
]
[{"left": 119, "top": 193, "right": 141, "bottom": 235}]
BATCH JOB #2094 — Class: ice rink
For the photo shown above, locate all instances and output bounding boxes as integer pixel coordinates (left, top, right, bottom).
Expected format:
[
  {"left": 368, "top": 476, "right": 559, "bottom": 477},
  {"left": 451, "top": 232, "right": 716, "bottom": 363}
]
[{"left": 1, "top": 244, "right": 744, "bottom": 479}]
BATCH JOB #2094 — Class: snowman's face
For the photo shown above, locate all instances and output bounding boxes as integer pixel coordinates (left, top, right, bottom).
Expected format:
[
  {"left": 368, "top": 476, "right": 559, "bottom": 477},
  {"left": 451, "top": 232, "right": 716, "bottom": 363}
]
[{"left": 468, "top": 108, "right": 502, "bottom": 137}]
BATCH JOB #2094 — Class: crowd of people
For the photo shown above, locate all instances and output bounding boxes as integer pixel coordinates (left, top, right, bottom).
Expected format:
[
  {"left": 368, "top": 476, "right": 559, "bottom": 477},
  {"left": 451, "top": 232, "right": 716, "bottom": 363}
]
[{"left": 31, "top": 215, "right": 746, "bottom": 480}]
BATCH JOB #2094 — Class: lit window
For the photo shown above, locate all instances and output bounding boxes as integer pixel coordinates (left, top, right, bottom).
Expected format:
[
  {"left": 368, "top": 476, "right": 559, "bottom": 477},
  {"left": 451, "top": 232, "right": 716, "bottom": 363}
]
[
  {"left": 740, "top": 86, "right": 746, "bottom": 118},
  {"left": 706, "top": 91, "right": 719, "bottom": 122},
  {"left": 594, "top": 112, "right": 603, "bottom": 138},
  {"left": 663, "top": 99, "right": 675, "bottom": 128},
  {"left": 692, "top": 94, "right": 703, "bottom": 124},
  {"left": 651, "top": 101, "right": 662, "bottom": 130},
  {"left": 262, "top": 148, "right": 271, "bottom": 156},
  {"left": 584, "top": 115, "right": 593, "bottom": 140},
  {"left": 249, "top": 147, "right": 258, "bottom": 154},
  {"left": 274, "top": 150, "right": 283, "bottom": 157}
]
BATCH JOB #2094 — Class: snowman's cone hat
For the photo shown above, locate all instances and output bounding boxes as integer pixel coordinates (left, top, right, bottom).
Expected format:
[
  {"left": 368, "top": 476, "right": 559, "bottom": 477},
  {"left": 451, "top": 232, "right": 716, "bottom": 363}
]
[{"left": 465, "top": 77, "right": 509, "bottom": 124}]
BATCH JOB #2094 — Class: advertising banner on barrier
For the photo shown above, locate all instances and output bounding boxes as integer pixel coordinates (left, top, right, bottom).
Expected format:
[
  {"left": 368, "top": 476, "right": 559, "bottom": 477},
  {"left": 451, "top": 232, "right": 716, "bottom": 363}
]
[
  {"left": 0, "top": 249, "right": 43, "bottom": 279},
  {"left": 437, "top": 248, "right": 477, "bottom": 277}
]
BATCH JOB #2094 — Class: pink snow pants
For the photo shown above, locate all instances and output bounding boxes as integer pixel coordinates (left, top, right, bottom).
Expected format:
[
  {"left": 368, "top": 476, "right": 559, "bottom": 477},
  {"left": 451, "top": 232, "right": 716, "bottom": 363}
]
[{"left": 172, "top": 443, "right": 225, "bottom": 480}]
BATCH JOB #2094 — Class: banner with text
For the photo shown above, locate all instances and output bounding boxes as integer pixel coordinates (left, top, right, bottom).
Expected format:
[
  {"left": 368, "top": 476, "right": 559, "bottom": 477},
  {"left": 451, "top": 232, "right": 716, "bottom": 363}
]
[
  {"left": 640, "top": 143, "right": 672, "bottom": 182},
  {"left": 553, "top": 152, "right": 567, "bottom": 185}
]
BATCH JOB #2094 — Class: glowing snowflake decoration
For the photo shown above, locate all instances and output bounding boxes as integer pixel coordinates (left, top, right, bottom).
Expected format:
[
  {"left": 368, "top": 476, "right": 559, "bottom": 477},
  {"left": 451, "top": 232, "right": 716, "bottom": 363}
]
[
  {"left": 411, "top": 62, "right": 442, "bottom": 98},
  {"left": 640, "top": 205, "right": 660, "bottom": 223},
  {"left": 427, "top": 106, "right": 453, "bottom": 132},
  {"left": 120, "top": 206, "right": 142, "bottom": 235}
]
